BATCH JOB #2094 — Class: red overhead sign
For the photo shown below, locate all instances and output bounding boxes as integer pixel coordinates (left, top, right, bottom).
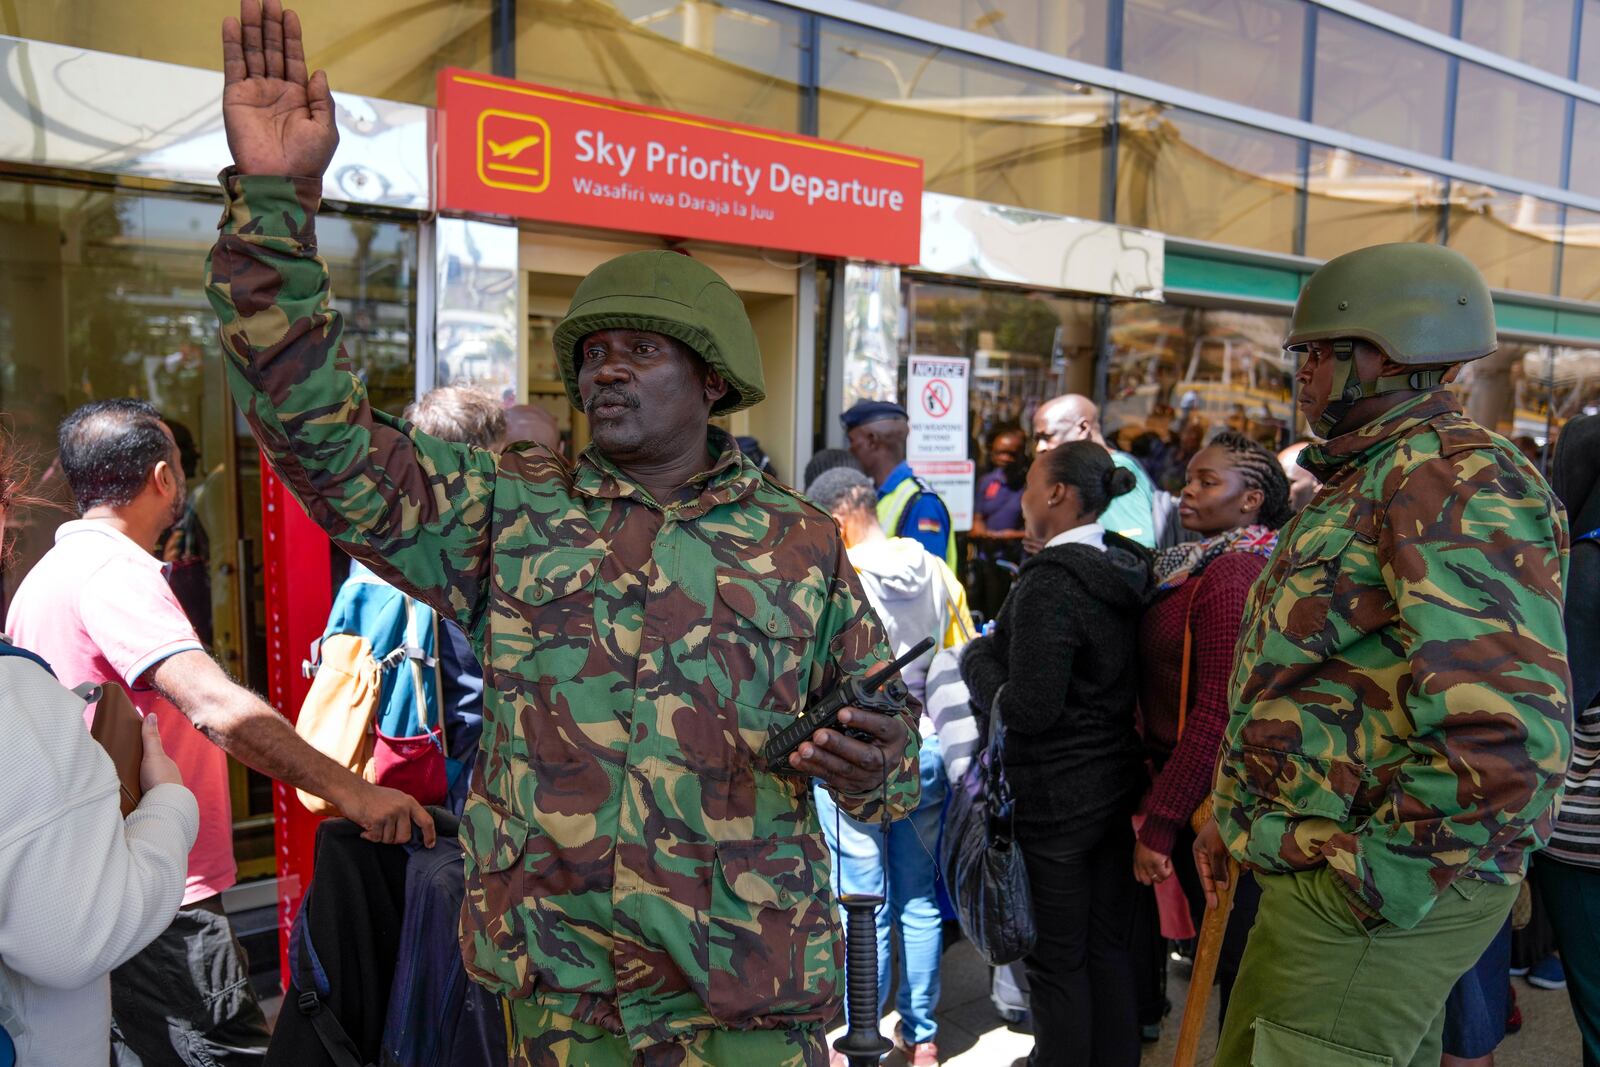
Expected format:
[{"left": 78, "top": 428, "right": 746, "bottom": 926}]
[{"left": 436, "top": 69, "right": 923, "bottom": 264}]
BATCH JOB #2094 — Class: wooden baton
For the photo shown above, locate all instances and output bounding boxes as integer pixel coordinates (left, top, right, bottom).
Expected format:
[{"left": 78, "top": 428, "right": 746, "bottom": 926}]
[{"left": 1172, "top": 802, "right": 1240, "bottom": 1067}]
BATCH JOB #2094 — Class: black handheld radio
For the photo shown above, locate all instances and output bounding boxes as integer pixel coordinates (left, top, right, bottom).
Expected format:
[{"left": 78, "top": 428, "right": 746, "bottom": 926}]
[{"left": 759, "top": 637, "right": 934, "bottom": 774}]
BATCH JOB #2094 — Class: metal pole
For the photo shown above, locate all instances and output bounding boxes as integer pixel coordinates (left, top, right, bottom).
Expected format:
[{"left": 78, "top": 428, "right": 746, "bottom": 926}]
[
  {"left": 1544, "top": 345, "right": 1557, "bottom": 473},
  {"left": 492, "top": 0, "right": 516, "bottom": 78}
]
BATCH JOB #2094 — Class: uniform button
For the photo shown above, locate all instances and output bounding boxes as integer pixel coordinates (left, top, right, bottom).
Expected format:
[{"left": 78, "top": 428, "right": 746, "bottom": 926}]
[
  {"left": 531, "top": 589, "right": 546, "bottom": 604},
  {"left": 766, "top": 618, "right": 779, "bottom": 633}
]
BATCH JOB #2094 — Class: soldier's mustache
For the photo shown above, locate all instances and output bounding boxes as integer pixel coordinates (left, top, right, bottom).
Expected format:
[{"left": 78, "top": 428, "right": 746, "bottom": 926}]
[{"left": 586, "top": 390, "right": 641, "bottom": 414}]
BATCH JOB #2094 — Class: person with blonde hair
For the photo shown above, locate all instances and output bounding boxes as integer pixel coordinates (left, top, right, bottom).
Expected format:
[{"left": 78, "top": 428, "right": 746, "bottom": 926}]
[{"left": 404, "top": 384, "right": 507, "bottom": 451}]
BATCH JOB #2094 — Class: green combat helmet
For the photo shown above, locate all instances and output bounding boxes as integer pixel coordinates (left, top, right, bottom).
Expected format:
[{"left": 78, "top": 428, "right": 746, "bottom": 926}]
[
  {"left": 553, "top": 250, "right": 765, "bottom": 415},
  {"left": 1285, "top": 242, "right": 1496, "bottom": 436}
]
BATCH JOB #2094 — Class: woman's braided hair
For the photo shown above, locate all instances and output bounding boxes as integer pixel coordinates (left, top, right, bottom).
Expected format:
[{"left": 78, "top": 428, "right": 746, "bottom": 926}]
[{"left": 1208, "top": 430, "right": 1294, "bottom": 530}]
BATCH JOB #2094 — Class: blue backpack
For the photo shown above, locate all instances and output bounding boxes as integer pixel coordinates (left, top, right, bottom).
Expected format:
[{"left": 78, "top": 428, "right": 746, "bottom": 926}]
[{"left": 298, "top": 564, "right": 462, "bottom": 809}]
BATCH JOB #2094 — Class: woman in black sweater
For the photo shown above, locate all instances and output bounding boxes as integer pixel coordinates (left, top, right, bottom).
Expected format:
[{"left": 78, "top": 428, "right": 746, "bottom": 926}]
[{"left": 961, "top": 440, "right": 1152, "bottom": 1067}]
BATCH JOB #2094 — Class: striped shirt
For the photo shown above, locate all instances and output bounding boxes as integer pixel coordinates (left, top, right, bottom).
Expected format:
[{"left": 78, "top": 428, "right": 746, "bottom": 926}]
[
  {"left": 1548, "top": 526, "right": 1600, "bottom": 867},
  {"left": 1546, "top": 705, "right": 1600, "bottom": 866}
]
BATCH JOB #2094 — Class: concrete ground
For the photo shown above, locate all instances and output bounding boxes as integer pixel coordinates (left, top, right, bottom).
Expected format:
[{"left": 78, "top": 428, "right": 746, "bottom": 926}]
[
  {"left": 264, "top": 927, "right": 1585, "bottom": 1064},
  {"left": 828, "top": 938, "right": 1586, "bottom": 1066}
]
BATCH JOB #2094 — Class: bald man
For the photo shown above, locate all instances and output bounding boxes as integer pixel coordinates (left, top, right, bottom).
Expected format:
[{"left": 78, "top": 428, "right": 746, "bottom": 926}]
[
  {"left": 1033, "top": 395, "right": 1157, "bottom": 548},
  {"left": 1278, "top": 440, "right": 1321, "bottom": 513}
]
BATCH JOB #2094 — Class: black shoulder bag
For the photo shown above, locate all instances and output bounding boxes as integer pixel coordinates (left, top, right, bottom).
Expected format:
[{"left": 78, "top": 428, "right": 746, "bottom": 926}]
[{"left": 938, "top": 684, "right": 1036, "bottom": 965}]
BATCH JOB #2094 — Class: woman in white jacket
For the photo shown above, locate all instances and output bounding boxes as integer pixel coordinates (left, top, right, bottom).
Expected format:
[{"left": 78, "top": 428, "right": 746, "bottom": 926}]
[{"left": 0, "top": 434, "right": 197, "bottom": 1065}]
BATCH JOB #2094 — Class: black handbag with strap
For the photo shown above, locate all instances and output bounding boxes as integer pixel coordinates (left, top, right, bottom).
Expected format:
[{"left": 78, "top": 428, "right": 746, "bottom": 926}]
[{"left": 939, "top": 685, "right": 1037, "bottom": 966}]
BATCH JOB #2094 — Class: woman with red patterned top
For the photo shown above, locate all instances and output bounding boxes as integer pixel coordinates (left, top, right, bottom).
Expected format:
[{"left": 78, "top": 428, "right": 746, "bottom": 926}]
[{"left": 1132, "top": 430, "right": 1294, "bottom": 1026}]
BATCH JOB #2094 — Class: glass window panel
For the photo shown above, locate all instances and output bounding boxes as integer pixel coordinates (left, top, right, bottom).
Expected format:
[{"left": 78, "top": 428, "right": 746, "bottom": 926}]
[
  {"left": 1453, "top": 62, "right": 1567, "bottom": 188},
  {"left": 1561, "top": 206, "right": 1600, "bottom": 301},
  {"left": 0, "top": 1, "right": 492, "bottom": 107},
  {"left": 1313, "top": 13, "right": 1451, "bottom": 157},
  {"left": 1359, "top": 0, "right": 1455, "bottom": 34},
  {"left": 1122, "top": 0, "right": 1306, "bottom": 117},
  {"left": 517, "top": 0, "right": 805, "bottom": 132},
  {"left": 905, "top": 278, "right": 1099, "bottom": 438},
  {"left": 1569, "top": 101, "right": 1600, "bottom": 199},
  {"left": 1115, "top": 99, "right": 1301, "bottom": 253},
  {"left": 1303, "top": 147, "right": 1446, "bottom": 259},
  {"left": 1581, "top": 0, "right": 1600, "bottom": 87},
  {"left": 1105, "top": 303, "right": 1295, "bottom": 486},
  {"left": 1543, "top": 347, "right": 1600, "bottom": 429},
  {"left": 1450, "top": 341, "right": 1599, "bottom": 450},
  {"left": 1446, "top": 186, "right": 1561, "bottom": 292},
  {"left": 318, "top": 218, "right": 422, "bottom": 418},
  {"left": 1461, "top": 0, "right": 1576, "bottom": 78},
  {"left": 818, "top": 24, "right": 1108, "bottom": 219},
  {"left": 903, "top": 277, "right": 1098, "bottom": 617},
  {"left": 0, "top": 179, "right": 416, "bottom": 878},
  {"left": 854, "top": 0, "right": 1109, "bottom": 65}
]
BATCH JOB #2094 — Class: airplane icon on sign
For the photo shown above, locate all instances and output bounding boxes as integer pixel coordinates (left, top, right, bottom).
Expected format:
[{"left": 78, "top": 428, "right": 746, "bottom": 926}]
[
  {"left": 488, "top": 134, "right": 543, "bottom": 161},
  {"left": 476, "top": 109, "right": 551, "bottom": 193}
]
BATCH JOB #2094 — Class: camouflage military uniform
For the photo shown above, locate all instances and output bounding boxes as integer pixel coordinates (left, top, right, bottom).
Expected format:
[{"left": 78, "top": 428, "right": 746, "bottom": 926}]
[
  {"left": 1211, "top": 389, "right": 1570, "bottom": 1065},
  {"left": 203, "top": 171, "right": 920, "bottom": 1064},
  {"left": 1214, "top": 389, "right": 1570, "bottom": 926}
]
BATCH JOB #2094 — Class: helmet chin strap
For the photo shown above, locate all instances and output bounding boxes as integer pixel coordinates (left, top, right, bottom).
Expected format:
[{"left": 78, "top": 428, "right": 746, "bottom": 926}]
[{"left": 1310, "top": 340, "right": 1450, "bottom": 438}]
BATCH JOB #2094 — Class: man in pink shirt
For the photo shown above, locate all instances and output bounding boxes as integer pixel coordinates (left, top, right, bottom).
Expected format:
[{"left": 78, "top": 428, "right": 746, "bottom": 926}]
[{"left": 7, "top": 398, "right": 434, "bottom": 1065}]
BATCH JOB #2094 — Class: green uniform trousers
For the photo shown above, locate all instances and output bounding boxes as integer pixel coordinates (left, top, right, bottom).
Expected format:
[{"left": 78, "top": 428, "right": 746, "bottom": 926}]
[
  {"left": 507, "top": 998, "right": 828, "bottom": 1067},
  {"left": 1215, "top": 865, "right": 1517, "bottom": 1066}
]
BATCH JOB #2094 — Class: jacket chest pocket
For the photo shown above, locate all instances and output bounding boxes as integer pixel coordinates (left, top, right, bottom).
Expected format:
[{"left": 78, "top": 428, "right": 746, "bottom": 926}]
[
  {"left": 489, "top": 548, "right": 604, "bottom": 684},
  {"left": 1275, "top": 527, "right": 1357, "bottom": 643},
  {"left": 705, "top": 569, "right": 822, "bottom": 714}
]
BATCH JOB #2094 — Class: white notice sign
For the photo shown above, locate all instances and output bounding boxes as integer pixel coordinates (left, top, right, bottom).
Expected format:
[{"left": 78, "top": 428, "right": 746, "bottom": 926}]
[
  {"left": 911, "top": 460, "right": 976, "bottom": 533},
  {"left": 907, "top": 355, "right": 970, "bottom": 463}
]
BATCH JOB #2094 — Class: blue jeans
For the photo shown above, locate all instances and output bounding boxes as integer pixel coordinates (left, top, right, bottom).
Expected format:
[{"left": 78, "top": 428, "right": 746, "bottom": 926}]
[{"left": 815, "top": 733, "right": 946, "bottom": 1044}]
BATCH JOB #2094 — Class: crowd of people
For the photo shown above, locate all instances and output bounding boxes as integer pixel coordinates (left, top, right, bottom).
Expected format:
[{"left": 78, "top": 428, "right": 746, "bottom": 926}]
[{"left": 0, "top": 4, "right": 1598, "bottom": 1067}]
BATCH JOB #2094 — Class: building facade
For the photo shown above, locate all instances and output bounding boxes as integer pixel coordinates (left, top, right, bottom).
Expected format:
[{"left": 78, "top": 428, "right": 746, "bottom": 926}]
[{"left": 2, "top": 0, "right": 1598, "bottom": 931}]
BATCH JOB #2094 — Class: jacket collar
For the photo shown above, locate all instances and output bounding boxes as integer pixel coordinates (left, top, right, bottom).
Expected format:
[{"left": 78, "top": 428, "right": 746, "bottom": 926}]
[
  {"left": 572, "top": 426, "right": 760, "bottom": 519},
  {"left": 1301, "top": 390, "right": 1461, "bottom": 483},
  {"left": 878, "top": 461, "right": 916, "bottom": 496}
]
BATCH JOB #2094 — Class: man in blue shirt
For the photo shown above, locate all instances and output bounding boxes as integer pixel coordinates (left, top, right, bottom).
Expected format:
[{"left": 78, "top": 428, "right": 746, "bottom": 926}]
[{"left": 843, "top": 400, "right": 956, "bottom": 570}]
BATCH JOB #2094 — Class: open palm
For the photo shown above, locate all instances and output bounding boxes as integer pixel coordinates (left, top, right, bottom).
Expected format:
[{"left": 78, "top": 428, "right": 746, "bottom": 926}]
[{"left": 221, "top": 0, "right": 338, "bottom": 177}]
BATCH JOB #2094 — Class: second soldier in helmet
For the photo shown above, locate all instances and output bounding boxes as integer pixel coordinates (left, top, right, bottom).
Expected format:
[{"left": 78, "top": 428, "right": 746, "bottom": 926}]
[{"left": 1194, "top": 243, "right": 1572, "bottom": 1066}]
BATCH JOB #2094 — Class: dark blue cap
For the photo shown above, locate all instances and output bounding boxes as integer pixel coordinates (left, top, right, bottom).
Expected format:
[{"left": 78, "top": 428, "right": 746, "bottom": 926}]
[{"left": 840, "top": 399, "right": 908, "bottom": 431}]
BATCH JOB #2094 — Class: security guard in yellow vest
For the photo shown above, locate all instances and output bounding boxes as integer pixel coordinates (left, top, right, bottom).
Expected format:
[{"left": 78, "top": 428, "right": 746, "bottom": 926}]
[{"left": 843, "top": 400, "right": 958, "bottom": 571}]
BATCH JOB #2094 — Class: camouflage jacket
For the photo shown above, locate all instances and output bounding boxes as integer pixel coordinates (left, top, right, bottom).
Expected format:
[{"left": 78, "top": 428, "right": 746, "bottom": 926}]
[
  {"left": 202, "top": 171, "right": 920, "bottom": 1048},
  {"left": 1213, "top": 391, "right": 1571, "bottom": 930}
]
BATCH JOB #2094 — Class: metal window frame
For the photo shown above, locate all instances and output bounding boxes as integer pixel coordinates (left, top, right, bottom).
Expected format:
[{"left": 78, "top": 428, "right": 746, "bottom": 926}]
[
  {"left": 780, "top": 0, "right": 1600, "bottom": 214},
  {"left": 492, "top": 0, "right": 516, "bottom": 77},
  {"left": 1310, "top": 0, "right": 1600, "bottom": 105},
  {"left": 1294, "top": 4, "right": 1318, "bottom": 255},
  {"left": 1555, "top": 0, "right": 1587, "bottom": 296}
]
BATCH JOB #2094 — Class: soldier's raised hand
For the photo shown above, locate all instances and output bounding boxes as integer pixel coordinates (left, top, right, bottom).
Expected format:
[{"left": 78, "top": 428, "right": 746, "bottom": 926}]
[{"left": 221, "top": 0, "right": 338, "bottom": 178}]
